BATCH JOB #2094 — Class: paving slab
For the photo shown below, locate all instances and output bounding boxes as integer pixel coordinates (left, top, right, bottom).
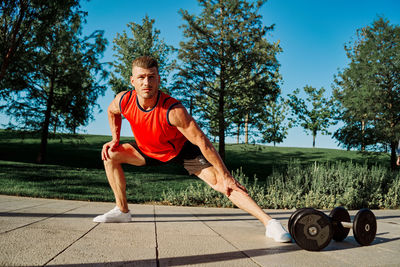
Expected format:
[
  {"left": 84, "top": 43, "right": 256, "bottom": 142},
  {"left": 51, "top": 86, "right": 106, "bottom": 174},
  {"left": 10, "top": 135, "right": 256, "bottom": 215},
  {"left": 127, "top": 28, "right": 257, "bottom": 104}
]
[
  {"left": 0, "top": 198, "right": 87, "bottom": 233},
  {"left": 0, "top": 195, "right": 399, "bottom": 267},
  {"left": 155, "top": 205, "right": 257, "bottom": 266},
  {"left": 47, "top": 204, "right": 157, "bottom": 266}
]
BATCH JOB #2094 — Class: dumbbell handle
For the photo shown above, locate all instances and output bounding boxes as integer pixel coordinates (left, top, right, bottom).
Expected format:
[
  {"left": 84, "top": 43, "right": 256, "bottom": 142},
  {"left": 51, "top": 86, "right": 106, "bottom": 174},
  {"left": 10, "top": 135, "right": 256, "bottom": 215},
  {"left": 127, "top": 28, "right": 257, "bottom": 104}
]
[{"left": 340, "top": 221, "right": 353, "bottom": 229}]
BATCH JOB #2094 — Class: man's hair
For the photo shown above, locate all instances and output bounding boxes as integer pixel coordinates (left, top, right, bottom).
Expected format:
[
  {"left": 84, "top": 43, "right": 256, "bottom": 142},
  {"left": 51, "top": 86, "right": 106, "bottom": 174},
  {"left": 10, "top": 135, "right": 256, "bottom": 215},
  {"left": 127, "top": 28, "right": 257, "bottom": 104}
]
[{"left": 132, "top": 56, "right": 159, "bottom": 72}]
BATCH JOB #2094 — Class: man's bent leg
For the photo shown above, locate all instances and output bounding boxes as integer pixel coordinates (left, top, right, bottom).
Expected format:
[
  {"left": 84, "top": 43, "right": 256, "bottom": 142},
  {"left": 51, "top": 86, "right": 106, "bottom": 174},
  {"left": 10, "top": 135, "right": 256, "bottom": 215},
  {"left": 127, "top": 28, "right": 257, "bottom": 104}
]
[
  {"left": 195, "top": 167, "right": 291, "bottom": 242},
  {"left": 104, "top": 159, "right": 129, "bottom": 212}
]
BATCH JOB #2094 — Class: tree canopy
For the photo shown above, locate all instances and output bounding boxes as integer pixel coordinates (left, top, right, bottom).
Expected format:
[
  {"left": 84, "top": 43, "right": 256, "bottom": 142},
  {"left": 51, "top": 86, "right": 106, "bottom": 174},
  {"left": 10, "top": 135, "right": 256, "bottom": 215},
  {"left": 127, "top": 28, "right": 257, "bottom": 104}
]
[
  {"left": 174, "top": 0, "right": 281, "bottom": 159},
  {"left": 110, "top": 15, "right": 176, "bottom": 95},
  {"left": 334, "top": 17, "right": 400, "bottom": 169},
  {"left": 288, "top": 86, "right": 336, "bottom": 148},
  {"left": 258, "top": 96, "right": 292, "bottom": 146}
]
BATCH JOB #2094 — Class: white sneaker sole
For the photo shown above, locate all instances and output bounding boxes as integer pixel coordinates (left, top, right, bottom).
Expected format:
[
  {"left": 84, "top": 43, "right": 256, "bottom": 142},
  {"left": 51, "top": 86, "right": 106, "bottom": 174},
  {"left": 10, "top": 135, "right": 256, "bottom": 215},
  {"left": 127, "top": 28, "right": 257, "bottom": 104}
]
[{"left": 93, "top": 215, "right": 131, "bottom": 223}]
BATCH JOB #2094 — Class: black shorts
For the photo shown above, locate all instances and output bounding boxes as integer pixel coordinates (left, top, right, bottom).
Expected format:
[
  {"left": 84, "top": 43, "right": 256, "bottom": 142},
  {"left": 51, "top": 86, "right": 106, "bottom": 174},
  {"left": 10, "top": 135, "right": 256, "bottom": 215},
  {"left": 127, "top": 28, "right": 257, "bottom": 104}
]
[{"left": 129, "top": 141, "right": 212, "bottom": 175}]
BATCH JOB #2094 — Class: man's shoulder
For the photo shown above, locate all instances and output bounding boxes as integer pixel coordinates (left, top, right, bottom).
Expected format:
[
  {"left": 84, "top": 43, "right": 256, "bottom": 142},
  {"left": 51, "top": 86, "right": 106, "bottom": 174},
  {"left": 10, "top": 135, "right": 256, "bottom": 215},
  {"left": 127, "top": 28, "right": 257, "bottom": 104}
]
[
  {"left": 160, "top": 91, "right": 181, "bottom": 108},
  {"left": 115, "top": 90, "right": 135, "bottom": 100},
  {"left": 118, "top": 90, "right": 136, "bottom": 113}
]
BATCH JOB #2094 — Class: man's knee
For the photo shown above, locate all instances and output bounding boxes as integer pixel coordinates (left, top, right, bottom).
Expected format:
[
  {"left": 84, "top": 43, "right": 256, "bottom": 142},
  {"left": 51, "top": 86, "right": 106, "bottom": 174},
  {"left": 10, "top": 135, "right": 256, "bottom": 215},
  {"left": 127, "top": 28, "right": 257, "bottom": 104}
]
[
  {"left": 198, "top": 168, "right": 225, "bottom": 193},
  {"left": 103, "top": 147, "right": 124, "bottom": 164},
  {"left": 103, "top": 144, "right": 146, "bottom": 166}
]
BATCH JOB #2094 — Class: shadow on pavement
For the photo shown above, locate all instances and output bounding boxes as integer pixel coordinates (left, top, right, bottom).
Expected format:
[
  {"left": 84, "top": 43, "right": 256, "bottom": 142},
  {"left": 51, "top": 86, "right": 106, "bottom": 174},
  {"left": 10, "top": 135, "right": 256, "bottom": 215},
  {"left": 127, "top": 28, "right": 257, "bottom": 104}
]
[
  {"left": 0, "top": 211, "right": 292, "bottom": 222},
  {"left": 45, "top": 247, "right": 294, "bottom": 267}
]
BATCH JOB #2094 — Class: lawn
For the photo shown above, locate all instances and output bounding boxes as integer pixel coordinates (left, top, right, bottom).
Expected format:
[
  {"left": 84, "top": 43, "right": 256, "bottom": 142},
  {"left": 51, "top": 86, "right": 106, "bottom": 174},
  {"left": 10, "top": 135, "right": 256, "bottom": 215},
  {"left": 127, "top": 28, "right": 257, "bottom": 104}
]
[{"left": 0, "top": 130, "right": 391, "bottom": 204}]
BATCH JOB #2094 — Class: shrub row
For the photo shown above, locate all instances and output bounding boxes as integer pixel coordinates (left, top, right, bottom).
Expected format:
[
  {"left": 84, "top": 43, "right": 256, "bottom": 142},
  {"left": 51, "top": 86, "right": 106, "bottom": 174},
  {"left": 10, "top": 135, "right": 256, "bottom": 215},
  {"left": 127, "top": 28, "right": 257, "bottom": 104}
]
[{"left": 161, "top": 161, "right": 400, "bottom": 209}]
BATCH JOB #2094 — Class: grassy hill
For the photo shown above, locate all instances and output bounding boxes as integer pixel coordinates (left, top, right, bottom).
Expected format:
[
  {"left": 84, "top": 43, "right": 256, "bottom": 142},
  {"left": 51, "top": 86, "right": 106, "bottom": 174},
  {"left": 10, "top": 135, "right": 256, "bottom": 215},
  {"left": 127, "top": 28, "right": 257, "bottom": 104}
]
[{"left": 0, "top": 130, "right": 394, "bottom": 207}]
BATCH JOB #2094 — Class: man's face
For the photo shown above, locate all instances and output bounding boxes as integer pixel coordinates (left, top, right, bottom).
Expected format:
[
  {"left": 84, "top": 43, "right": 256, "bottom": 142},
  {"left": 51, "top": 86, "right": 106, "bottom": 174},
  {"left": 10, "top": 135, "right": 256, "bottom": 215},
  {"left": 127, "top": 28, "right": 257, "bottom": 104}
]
[{"left": 130, "top": 66, "right": 160, "bottom": 99}]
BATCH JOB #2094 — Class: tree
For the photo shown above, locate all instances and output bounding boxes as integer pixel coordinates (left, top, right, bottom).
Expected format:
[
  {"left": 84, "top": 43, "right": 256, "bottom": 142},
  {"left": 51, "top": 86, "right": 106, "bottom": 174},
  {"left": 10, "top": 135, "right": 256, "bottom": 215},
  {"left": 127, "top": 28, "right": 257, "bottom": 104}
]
[
  {"left": 230, "top": 57, "right": 281, "bottom": 144},
  {"left": 0, "top": 1, "right": 108, "bottom": 163},
  {"left": 332, "top": 26, "right": 378, "bottom": 152},
  {"left": 110, "top": 15, "right": 176, "bottom": 95},
  {"left": 0, "top": 0, "right": 60, "bottom": 97},
  {"left": 287, "top": 86, "right": 336, "bottom": 148},
  {"left": 258, "top": 96, "right": 292, "bottom": 146},
  {"left": 174, "top": 0, "right": 281, "bottom": 160},
  {"left": 331, "top": 102, "right": 381, "bottom": 151},
  {"left": 0, "top": 0, "right": 35, "bottom": 82},
  {"left": 334, "top": 17, "right": 400, "bottom": 169}
]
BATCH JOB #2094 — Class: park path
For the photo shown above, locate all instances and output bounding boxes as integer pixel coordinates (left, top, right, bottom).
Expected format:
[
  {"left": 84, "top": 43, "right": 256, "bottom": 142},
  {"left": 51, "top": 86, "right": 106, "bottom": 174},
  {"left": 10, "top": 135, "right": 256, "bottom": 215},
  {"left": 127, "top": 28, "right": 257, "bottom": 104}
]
[{"left": 1, "top": 195, "right": 400, "bottom": 266}]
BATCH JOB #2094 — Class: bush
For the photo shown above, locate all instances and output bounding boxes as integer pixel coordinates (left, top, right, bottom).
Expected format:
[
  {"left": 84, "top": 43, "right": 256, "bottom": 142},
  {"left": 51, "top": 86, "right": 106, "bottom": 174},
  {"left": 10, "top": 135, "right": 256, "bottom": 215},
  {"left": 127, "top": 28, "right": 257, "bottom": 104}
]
[{"left": 162, "top": 161, "right": 400, "bottom": 209}]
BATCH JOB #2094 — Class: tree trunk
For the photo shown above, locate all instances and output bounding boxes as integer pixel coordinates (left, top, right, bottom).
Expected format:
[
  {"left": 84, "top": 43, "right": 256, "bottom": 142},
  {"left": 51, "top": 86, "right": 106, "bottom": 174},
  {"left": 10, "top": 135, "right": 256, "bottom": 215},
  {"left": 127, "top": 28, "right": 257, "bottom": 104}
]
[
  {"left": 361, "top": 119, "right": 366, "bottom": 152},
  {"left": 390, "top": 141, "right": 397, "bottom": 171},
  {"left": 244, "top": 114, "right": 249, "bottom": 144},
  {"left": 36, "top": 77, "right": 55, "bottom": 163},
  {"left": 218, "top": 6, "right": 226, "bottom": 161},
  {"left": 189, "top": 96, "right": 193, "bottom": 116},
  {"left": 312, "top": 130, "right": 316, "bottom": 148},
  {"left": 218, "top": 71, "right": 226, "bottom": 161},
  {"left": 236, "top": 123, "right": 240, "bottom": 144},
  {"left": 53, "top": 114, "right": 58, "bottom": 135}
]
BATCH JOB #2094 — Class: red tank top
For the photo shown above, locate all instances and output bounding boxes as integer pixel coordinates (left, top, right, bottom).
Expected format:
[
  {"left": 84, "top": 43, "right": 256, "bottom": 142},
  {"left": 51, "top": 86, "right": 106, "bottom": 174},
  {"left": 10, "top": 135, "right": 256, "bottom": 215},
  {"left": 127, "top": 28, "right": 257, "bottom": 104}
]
[{"left": 119, "top": 90, "right": 187, "bottom": 162}]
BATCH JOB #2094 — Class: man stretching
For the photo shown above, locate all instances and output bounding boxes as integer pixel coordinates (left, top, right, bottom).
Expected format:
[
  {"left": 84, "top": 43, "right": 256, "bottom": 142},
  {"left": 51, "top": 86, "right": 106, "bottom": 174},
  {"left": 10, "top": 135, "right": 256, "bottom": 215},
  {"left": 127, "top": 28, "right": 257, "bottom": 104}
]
[
  {"left": 397, "top": 140, "right": 400, "bottom": 166},
  {"left": 93, "top": 56, "right": 291, "bottom": 243}
]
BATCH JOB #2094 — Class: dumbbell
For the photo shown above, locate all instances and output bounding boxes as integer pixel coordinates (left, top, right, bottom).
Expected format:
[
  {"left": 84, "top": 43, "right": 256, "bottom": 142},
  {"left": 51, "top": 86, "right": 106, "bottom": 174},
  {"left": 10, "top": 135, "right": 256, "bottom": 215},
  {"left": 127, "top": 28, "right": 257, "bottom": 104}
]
[
  {"left": 329, "top": 207, "right": 377, "bottom": 246},
  {"left": 288, "top": 207, "right": 377, "bottom": 251}
]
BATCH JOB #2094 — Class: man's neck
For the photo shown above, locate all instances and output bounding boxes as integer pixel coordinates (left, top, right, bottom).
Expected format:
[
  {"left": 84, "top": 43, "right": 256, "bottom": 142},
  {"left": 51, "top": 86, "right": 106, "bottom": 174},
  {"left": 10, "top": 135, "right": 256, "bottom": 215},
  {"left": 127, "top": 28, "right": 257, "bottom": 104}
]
[{"left": 137, "top": 92, "right": 159, "bottom": 111}]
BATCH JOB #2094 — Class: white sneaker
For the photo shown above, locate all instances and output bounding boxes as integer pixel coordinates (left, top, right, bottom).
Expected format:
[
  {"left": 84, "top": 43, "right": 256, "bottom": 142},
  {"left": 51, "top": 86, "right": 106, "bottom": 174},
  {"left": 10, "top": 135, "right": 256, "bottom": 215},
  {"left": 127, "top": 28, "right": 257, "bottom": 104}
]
[
  {"left": 93, "top": 206, "right": 131, "bottom": 223},
  {"left": 266, "top": 219, "right": 292, "bottom": 243}
]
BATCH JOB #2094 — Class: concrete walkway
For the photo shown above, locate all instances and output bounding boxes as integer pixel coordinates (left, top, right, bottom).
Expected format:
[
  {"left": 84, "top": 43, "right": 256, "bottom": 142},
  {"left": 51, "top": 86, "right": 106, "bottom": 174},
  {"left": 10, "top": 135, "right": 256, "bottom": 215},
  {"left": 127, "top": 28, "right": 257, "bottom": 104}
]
[{"left": 0, "top": 195, "right": 399, "bottom": 267}]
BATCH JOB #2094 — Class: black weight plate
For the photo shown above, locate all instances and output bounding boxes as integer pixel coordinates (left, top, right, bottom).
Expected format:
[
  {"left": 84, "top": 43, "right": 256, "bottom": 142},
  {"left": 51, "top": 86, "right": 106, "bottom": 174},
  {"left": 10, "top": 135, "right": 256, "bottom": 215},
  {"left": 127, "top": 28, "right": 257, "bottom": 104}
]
[
  {"left": 288, "top": 208, "right": 313, "bottom": 237},
  {"left": 353, "top": 208, "right": 377, "bottom": 246},
  {"left": 292, "top": 209, "right": 333, "bottom": 251},
  {"left": 329, "top": 207, "right": 351, "bottom": 242},
  {"left": 290, "top": 208, "right": 316, "bottom": 242}
]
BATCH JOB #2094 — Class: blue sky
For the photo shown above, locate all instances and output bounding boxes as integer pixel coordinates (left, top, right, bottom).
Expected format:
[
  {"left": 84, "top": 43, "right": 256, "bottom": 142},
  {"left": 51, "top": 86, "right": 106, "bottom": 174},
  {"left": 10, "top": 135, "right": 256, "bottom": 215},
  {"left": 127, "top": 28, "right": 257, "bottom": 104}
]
[{"left": 52, "top": 1, "right": 400, "bottom": 148}]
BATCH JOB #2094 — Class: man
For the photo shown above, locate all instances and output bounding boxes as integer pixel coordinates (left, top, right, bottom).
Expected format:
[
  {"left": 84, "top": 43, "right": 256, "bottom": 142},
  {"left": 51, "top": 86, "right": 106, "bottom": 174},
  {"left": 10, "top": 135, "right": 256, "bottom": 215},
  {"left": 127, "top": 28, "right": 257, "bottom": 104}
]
[
  {"left": 397, "top": 140, "right": 400, "bottom": 166},
  {"left": 93, "top": 56, "right": 291, "bottom": 243}
]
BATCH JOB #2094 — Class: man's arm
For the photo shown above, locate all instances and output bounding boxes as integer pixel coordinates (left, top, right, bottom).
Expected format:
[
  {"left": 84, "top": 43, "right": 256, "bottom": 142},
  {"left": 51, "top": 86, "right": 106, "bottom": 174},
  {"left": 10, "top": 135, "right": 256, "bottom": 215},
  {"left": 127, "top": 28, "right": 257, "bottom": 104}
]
[
  {"left": 169, "top": 104, "right": 247, "bottom": 196},
  {"left": 101, "top": 91, "right": 126, "bottom": 161}
]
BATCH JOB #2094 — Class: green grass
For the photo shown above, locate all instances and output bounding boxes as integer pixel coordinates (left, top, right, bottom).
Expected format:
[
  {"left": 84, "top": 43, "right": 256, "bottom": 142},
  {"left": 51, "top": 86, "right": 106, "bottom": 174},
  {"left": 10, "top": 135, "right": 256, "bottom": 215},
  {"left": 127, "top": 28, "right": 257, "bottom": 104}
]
[
  {"left": 0, "top": 160, "right": 196, "bottom": 203},
  {"left": 224, "top": 143, "right": 390, "bottom": 181},
  {"left": 0, "top": 130, "right": 393, "bottom": 207}
]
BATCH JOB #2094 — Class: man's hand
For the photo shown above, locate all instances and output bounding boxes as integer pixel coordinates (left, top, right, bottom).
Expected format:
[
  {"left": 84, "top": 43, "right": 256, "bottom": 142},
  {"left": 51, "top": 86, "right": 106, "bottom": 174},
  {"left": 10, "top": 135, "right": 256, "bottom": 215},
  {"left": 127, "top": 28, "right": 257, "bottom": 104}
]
[
  {"left": 223, "top": 176, "right": 248, "bottom": 197},
  {"left": 397, "top": 156, "right": 400, "bottom": 166},
  {"left": 102, "top": 140, "right": 120, "bottom": 161}
]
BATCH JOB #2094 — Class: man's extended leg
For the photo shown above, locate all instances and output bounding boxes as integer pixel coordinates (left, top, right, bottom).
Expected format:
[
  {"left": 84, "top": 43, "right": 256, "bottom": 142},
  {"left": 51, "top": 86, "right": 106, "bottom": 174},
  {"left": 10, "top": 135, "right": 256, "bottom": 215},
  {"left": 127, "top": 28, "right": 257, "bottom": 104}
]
[
  {"left": 195, "top": 166, "right": 291, "bottom": 242},
  {"left": 94, "top": 143, "right": 146, "bottom": 223}
]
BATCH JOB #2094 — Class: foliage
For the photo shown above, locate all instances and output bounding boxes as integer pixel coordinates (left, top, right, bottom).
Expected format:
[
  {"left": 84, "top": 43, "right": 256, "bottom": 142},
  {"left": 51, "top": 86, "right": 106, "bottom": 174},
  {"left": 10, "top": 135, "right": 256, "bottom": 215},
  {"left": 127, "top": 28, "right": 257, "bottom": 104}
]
[
  {"left": 257, "top": 96, "right": 292, "bottom": 146},
  {"left": 110, "top": 15, "right": 176, "bottom": 95},
  {"left": 0, "top": 1, "right": 108, "bottom": 163},
  {"left": 287, "top": 85, "right": 337, "bottom": 147},
  {"left": 174, "top": 0, "right": 281, "bottom": 159},
  {"left": 333, "top": 17, "right": 400, "bottom": 168},
  {"left": 162, "top": 161, "right": 400, "bottom": 209},
  {"left": 0, "top": 0, "right": 42, "bottom": 81}
]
